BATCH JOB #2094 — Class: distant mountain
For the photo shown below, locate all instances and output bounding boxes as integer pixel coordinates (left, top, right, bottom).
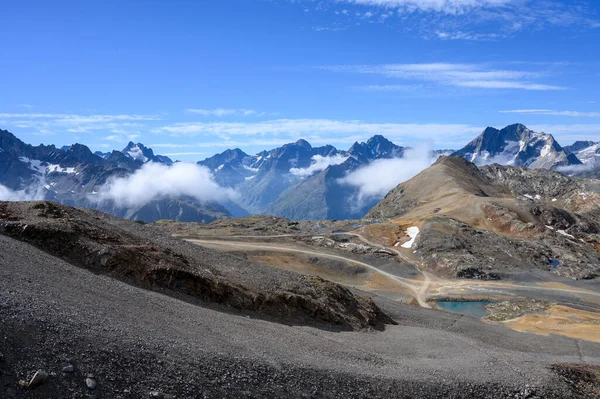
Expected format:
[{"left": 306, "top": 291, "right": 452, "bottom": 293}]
[
  {"left": 122, "top": 142, "right": 173, "bottom": 165},
  {"left": 453, "top": 123, "right": 581, "bottom": 169},
  {"left": 194, "top": 136, "right": 411, "bottom": 219},
  {"left": 225, "top": 139, "right": 342, "bottom": 214},
  {"left": 565, "top": 140, "right": 600, "bottom": 166},
  {"left": 265, "top": 136, "right": 405, "bottom": 220},
  {"left": 198, "top": 148, "right": 260, "bottom": 187},
  {"left": 0, "top": 129, "right": 230, "bottom": 223},
  {"left": 94, "top": 151, "right": 111, "bottom": 160},
  {"left": 3, "top": 122, "right": 597, "bottom": 223}
]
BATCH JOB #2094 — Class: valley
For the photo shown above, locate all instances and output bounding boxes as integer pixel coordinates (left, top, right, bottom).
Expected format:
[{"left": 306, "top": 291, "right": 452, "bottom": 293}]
[{"left": 158, "top": 225, "right": 600, "bottom": 342}]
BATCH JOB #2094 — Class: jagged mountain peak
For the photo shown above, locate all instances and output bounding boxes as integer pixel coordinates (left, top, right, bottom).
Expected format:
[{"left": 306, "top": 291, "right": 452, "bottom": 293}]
[
  {"left": 348, "top": 135, "right": 404, "bottom": 162},
  {"left": 294, "top": 138, "right": 312, "bottom": 149},
  {"left": 366, "top": 134, "right": 391, "bottom": 145},
  {"left": 565, "top": 140, "right": 598, "bottom": 153},
  {"left": 453, "top": 123, "right": 580, "bottom": 170},
  {"left": 122, "top": 142, "right": 172, "bottom": 165}
]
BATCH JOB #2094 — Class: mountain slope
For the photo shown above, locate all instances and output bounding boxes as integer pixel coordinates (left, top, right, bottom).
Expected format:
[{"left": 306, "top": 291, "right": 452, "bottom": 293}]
[
  {"left": 365, "top": 156, "right": 600, "bottom": 279},
  {"left": 234, "top": 140, "right": 342, "bottom": 213},
  {"left": 0, "top": 200, "right": 391, "bottom": 330},
  {"left": 265, "top": 136, "right": 405, "bottom": 220},
  {"left": 453, "top": 123, "right": 581, "bottom": 169},
  {"left": 565, "top": 140, "right": 600, "bottom": 172},
  {"left": 198, "top": 148, "right": 259, "bottom": 187}
]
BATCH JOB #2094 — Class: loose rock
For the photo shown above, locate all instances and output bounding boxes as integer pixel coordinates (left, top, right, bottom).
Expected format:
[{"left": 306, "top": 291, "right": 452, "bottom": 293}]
[
  {"left": 62, "top": 364, "right": 74, "bottom": 373},
  {"left": 85, "top": 377, "right": 97, "bottom": 390},
  {"left": 28, "top": 369, "right": 48, "bottom": 388}
]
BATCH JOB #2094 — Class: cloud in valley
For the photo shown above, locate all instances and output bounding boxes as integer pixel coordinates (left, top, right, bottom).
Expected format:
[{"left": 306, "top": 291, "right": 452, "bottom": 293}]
[
  {"left": 339, "top": 145, "right": 438, "bottom": 201},
  {"left": 0, "top": 183, "right": 46, "bottom": 202},
  {"left": 93, "top": 162, "right": 237, "bottom": 207},
  {"left": 290, "top": 154, "right": 349, "bottom": 177}
]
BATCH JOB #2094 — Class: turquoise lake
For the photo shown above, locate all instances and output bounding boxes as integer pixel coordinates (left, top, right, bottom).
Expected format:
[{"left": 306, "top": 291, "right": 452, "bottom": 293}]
[{"left": 437, "top": 301, "right": 492, "bottom": 318}]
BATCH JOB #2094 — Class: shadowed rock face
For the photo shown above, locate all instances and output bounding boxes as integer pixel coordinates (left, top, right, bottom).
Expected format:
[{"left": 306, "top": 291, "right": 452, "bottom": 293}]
[{"left": 0, "top": 201, "right": 394, "bottom": 331}]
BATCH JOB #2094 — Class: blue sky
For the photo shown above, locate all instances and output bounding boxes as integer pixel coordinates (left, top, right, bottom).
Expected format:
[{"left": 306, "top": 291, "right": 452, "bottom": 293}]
[{"left": 1, "top": 0, "right": 599, "bottom": 161}]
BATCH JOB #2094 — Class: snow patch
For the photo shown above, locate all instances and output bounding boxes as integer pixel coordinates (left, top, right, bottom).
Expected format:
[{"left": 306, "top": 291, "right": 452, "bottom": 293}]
[
  {"left": 557, "top": 230, "right": 575, "bottom": 239},
  {"left": 47, "top": 164, "right": 76, "bottom": 174},
  {"left": 19, "top": 157, "right": 45, "bottom": 174},
  {"left": 127, "top": 145, "right": 148, "bottom": 162},
  {"left": 242, "top": 165, "right": 259, "bottom": 173},
  {"left": 401, "top": 226, "right": 420, "bottom": 249}
]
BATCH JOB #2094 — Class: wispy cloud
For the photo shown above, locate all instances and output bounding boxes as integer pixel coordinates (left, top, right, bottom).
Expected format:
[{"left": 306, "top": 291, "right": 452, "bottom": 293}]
[
  {"left": 153, "top": 119, "right": 483, "bottom": 147},
  {"left": 306, "top": 0, "right": 599, "bottom": 40},
  {"left": 103, "top": 133, "right": 141, "bottom": 142},
  {"left": 0, "top": 113, "right": 161, "bottom": 122},
  {"left": 322, "top": 62, "right": 566, "bottom": 91},
  {"left": 500, "top": 109, "right": 600, "bottom": 117},
  {"left": 351, "top": 84, "right": 425, "bottom": 92},
  {"left": 335, "top": 0, "right": 513, "bottom": 15},
  {"left": 185, "top": 108, "right": 265, "bottom": 117},
  {"left": 0, "top": 112, "right": 159, "bottom": 141}
]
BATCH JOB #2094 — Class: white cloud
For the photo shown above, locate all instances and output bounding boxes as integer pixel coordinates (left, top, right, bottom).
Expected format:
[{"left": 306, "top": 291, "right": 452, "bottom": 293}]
[
  {"left": 0, "top": 112, "right": 160, "bottom": 139},
  {"left": 93, "top": 162, "right": 237, "bottom": 208},
  {"left": 337, "top": 0, "right": 513, "bottom": 14},
  {"left": 555, "top": 163, "right": 597, "bottom": 174},
  {"left": 456, "top": 81, "right": 565, "bottom": 90},
  {"left": 500, "top": 109, "right": 600, "bottom": 117},
  {"left": 185, "top": 108, "right": 264, "bottom": 117},
  {"left": 339, "top": 145, "right": 437, "bottom": 200},
  {"left": 435, "top": 31, "right": 502, "bottom": 40},
  {"left": 153, "top": 119, "right": 483, "bottom": 143},
  {"left": 322, "top": 63, "right": 565, "bottom": 91},
  {"left": 318, "top": 0, "right": 599, "bottom": 36},
  {"left": 352, "top": 84, "right": 425, "bottom": 92},
  {"left": 0, "top": 183, "right": 46, "bottom": 202},
  {"left": 290, "top": 154, "right": 349, "bottom": 177},
  {"left": 0, "top": 113, "right": 162, "bottom": 122}
]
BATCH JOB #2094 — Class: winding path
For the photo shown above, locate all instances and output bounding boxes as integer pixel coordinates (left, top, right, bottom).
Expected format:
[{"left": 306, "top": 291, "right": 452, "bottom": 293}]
[{"left": 187, "top": 232, "right": 600, "bottom": 309}]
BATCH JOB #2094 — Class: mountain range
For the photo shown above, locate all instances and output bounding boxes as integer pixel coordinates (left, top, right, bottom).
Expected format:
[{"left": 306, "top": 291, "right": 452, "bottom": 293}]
[{"left": 0, "top": 123, "right": 597, "bottom": 223}]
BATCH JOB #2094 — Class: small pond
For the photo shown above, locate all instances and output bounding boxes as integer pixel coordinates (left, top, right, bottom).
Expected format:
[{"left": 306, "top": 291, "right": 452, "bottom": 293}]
[{"left": 437, "top": 301, "right": 493, "bottom": 318}]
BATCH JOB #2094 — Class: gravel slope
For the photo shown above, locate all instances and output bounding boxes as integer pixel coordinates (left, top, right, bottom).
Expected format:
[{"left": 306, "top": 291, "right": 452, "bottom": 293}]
[{"left": 1, "top": 232, "right": 599, "bottom": 398}]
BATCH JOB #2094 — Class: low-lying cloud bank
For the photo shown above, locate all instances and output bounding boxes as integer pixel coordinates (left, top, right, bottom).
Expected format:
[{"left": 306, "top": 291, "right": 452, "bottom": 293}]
[
  {"left": 0, "top": 183, "right": 46, "bottom": 202},
  {"left": 339, "top": 146, "right": 438, "bottom": 201},
  {"left": 290, "top": 154, "right": 349, "bottom": 177},
  {"left": 93, "top": 162, "right": 237, "bottom": 207},
  {"left": 556, "top": 163, "right": 597, "bottom": 174}
]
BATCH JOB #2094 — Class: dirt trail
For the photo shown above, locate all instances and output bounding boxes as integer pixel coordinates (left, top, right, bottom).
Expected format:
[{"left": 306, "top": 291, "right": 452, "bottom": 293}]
[
  {"left": 188, "top": 234, "right": 600, "bottom": 310},
  {"left": 189, "top": 239, "right": 430, "bottom": 307},
  {"left": 338, "top": 232, "right": 432, "bottom": 305}
]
